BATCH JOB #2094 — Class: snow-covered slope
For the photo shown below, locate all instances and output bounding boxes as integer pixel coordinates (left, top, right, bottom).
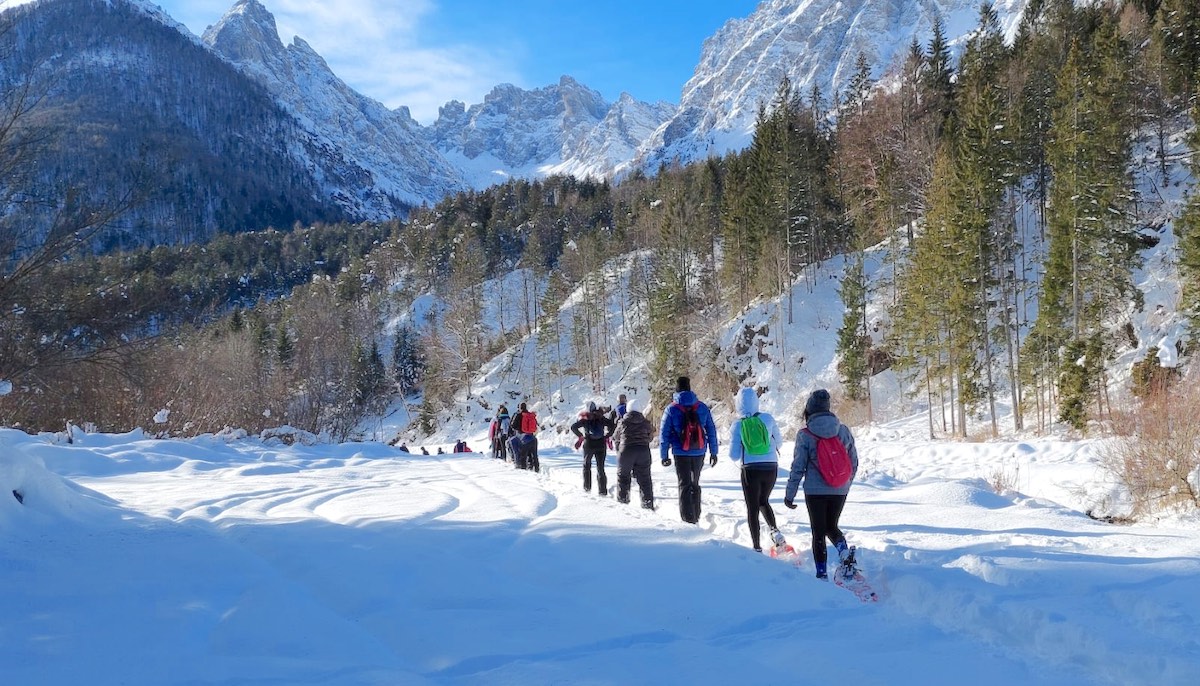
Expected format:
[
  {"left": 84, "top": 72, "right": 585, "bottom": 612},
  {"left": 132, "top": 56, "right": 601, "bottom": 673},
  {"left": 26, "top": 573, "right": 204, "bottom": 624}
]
[
  {"left": 3, "top": 419, "right": 1198, "bottom": 684},
  {"left": 629, "top": 0, "right": 1031, "bottom": 175},
  {"left": 202, "top": 0, "right": 468, "bottom": 216}
]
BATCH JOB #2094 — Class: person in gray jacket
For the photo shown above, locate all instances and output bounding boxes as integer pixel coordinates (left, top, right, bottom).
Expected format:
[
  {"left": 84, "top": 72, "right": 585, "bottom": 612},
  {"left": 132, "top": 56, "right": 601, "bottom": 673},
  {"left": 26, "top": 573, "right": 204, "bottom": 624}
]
[
  {"left": 784, "top": 389, "right": 860, "bottom": 579},
  {"left": 728, "top": 386, "right": 786, "bottom": 553},
  {"left": 612, "top": 399, "right": 655, "bottom": 509}
]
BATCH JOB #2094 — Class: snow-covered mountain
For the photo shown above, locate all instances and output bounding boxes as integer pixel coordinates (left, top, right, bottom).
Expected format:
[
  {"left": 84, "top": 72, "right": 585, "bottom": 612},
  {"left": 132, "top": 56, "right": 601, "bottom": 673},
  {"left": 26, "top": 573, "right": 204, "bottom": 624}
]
[
  {"left": 202, "top": 0, "right": 467, "bottom": 216},
  {"left": 431, "top": 77, "right": 675, "bottom": 187},
  {"left": 0, "top": 0, "right": 1046, "bottom": 239},
  {"left": 628, "top": 0, "right": 1031, "bottom": 174}
]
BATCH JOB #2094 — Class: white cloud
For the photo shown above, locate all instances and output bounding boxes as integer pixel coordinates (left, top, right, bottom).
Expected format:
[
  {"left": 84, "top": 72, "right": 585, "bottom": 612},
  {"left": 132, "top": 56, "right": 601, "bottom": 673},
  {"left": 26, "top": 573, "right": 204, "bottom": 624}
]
[
  {"left": 270, "top": 0, "right": 523, "bottom": 123},
  {"left": 157, "top": 0, "right": 523, "bottom": 125}
]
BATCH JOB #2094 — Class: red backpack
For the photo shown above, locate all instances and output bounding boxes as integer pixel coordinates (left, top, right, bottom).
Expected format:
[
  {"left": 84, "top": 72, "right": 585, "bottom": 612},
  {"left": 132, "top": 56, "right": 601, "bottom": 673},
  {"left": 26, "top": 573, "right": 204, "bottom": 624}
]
[
  {"left": 803, "top": 428, "right": 852, "bottom": 487},
  {"left": 674, "top": 402, "right": 706, "bottom": 451},
  {"left": 519, "top": 411, "right": 538, "bottom": 434}
]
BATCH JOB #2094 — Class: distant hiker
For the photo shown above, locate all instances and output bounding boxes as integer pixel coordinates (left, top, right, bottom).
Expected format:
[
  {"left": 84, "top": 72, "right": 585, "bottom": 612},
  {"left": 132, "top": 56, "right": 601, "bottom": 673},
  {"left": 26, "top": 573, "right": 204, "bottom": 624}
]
[
  {"left": 508, "top": 402, "right": 540, "bottom": 472},
  {"left": 784, "top": 389, "right": 860, "bottom": 580},
  {"left": 421, "top": 447, "right": 429, "bottom": 455},
  {"left": 453, "top": 440, "right": 471, "bottom": 453},
  {"left": 728, "top": 387, "right": 786, "bottom": 553},
  {"left": 397, "top": 443, "right": 409, "bottom": 453},
  {"left": 613, "top": 393, "right": 628, "bottom": 420},
  {"left": 659, "top": 376, "right": 718, "bottom": 524},
  {"left": 612, "top": 399, "right": 655, "bottom": 509},
  {"left": 571, "top": 400, "right": 616, "bottom": 495},
  {"left": 437, "top": 447, "right": 445, "bottom": 455},
  {"left": 490, "top": 404, "right": 512, "bottom": 460}
]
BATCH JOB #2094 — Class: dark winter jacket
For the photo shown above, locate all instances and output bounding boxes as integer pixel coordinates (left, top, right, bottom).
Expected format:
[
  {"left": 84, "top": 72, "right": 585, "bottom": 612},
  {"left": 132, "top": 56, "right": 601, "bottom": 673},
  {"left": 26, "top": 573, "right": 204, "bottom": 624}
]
[
  {"left": 511, "top": 410, "right": 538, "bottom": 435},
  {"left": 613, "top": 410, "right": 655, "bottom": 454},
  {"left": 784, "top": 411, "right": 859, "bottom": 499},
  {"left": 571, "top": 411, "right": 615, "bottom": 448},
  {"left": 658, "top": 390, "right": 718, "bottom": 460}
]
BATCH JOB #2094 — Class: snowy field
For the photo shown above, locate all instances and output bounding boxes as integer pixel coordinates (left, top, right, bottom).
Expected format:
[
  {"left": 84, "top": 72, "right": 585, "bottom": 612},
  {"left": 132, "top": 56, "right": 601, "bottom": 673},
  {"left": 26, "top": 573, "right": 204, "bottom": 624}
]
[{"left": 2, "top": 424, "right": 1198, "bottom": 686}]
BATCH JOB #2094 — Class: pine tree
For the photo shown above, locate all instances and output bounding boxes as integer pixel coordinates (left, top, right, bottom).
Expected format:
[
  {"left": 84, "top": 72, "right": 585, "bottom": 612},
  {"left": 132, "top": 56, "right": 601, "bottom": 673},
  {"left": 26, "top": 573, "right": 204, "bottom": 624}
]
[
  {"left": 391, "top": 324, "right": 422, "bottom": 396},
  {"left": 1157, "top": 0, "right": 1200, "bottom": 101},
  {"left": 1026, "top": 19, "right": 1138, "bottom": 430},
  {"left": 1176, "top": 99, "right": 1200, "bottom": 333},
  {"left": 924, "top": 16, "right": 956, "bottom": 132},
  {"left": 837, "top": 252, "right": 870, "bottom": 403}
]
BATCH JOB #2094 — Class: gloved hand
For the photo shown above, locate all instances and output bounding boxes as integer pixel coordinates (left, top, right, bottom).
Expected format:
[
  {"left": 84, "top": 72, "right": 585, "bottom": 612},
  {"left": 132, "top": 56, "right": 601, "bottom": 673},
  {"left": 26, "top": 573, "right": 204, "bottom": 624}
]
[
  {"left": 708, "top": 454, "right": 717, "bottom": 468},
  {"left": 661, "top": 457, "right": 672, "bottom": 467},
  {"left": 574, "top": 436, "right": 583, "bottom": 449},
  {"left": 784, "top": 498, "right": 797, "bottom": 510}
]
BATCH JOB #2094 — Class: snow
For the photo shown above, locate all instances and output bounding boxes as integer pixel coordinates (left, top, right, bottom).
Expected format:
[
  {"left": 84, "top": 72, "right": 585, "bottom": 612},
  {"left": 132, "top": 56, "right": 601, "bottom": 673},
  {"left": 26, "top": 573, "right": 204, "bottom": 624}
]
[{"left": 2, "top": 422, "right": 1197, "bottom": 685}]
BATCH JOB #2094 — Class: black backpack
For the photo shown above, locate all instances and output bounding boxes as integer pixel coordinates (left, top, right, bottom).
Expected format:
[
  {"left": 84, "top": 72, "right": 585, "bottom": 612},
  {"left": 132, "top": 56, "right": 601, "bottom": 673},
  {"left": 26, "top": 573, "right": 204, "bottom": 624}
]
[{"left": 585, "top": 416, "right": 606, "bottom": 440}]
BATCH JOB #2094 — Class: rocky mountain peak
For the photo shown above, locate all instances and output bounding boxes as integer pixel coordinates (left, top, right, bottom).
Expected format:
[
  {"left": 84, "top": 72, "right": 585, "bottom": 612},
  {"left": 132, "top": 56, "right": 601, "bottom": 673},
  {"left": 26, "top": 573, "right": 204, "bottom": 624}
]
[{"left": 201, "top": 0, "right": 284, "bottom": 59}]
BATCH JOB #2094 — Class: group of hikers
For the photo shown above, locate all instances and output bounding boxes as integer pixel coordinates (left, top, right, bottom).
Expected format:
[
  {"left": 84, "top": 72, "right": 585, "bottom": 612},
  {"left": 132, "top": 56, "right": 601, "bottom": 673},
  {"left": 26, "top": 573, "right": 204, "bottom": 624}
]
[
  {"left": 485, "top": 376, "right": 860, "bottom": 580},
  {"left": 488, "top": 402, "right": 542, "bottom": 472}
]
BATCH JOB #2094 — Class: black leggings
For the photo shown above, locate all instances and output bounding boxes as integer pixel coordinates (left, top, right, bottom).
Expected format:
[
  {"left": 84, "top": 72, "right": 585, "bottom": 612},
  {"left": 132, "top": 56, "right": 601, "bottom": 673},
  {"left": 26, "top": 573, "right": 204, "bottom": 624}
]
[
  {"left": 805, "top": 494, "right": 847, "bottom": 565},
  {"left": 740, "top": 466, "right": 779, "bottom": 549},
  {"left": 582, "top": 445, "right": 608, "bottom": 493}
]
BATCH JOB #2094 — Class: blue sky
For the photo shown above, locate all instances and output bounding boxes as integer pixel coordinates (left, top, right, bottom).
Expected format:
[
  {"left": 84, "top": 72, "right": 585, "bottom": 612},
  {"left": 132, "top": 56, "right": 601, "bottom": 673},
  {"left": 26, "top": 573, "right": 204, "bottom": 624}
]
[{"left": 157, "top": 0, "right": 761, "bottom": 124}]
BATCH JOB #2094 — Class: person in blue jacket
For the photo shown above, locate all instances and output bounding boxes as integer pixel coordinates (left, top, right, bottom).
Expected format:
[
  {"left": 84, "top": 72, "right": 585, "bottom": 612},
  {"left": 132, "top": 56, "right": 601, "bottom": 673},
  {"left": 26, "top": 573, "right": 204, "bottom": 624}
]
[
  {"left": 728, "top": 386, "right": 786, "bottom": 553},
  {"left": 659, "top": 376, "right": 718, "bottom": 524},
  {"left": 783, "top": 389, "right": 860, "bottom": 579}
]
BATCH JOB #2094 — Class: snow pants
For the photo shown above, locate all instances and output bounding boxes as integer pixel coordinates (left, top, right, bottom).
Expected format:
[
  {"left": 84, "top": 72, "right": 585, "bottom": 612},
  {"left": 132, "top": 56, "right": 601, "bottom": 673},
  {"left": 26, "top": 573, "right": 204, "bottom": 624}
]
[
  {"left": 510, "top": 434, "right": 539, "bottom": 472},
  {"left": 673, "top": 455, "right": 705, "bottom": 524},
  {"left": 582, "top": 442, "right": 608, "bottom": 494},
  {"left": 616, "top": 445, "right": 654, "bottom": 508},
  {"left": 740, "top": 465, "right": 780, "bottom": 550},
  {"left": 804, "top": 493, "right": 848, "bottom": 566}
]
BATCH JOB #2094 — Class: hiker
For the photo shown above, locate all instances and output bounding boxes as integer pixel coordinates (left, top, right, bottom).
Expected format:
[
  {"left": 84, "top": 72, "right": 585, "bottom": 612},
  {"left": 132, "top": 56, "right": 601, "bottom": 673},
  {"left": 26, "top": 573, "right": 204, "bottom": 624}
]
[
  {"left": 396, "top": 443, "right": 409, "bottom": 453},
  {"left": 491, "top": 404, "right": 511, "bottom": 460},
  {"left": 421, "top": 447, "right": 429, "bottom": 455},
  {"left": 571, "top": 401, "right": 616, "bottom": 495},
  {"left": 784, "top": 389, "right": 860, "bottom": 580},
  {"left": 612, "top": 398, "right": 655, "bottom": 509},
  {"left": 613, "top": 393, "right": 628, "bottom": 420},
  {"left": 508, "top": 402, "right": 540, "bottom": 472},
  {"left": 728, "top": 386, "right": 786, "bottom": 553},
  {"left": 659, "top": 376, "right": 718, "bottom": 524}
]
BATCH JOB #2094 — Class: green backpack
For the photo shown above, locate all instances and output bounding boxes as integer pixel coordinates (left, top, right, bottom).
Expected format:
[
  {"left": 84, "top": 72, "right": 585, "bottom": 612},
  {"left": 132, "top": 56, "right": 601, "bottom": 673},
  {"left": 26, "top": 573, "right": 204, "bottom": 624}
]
[{"left": 740, "top": 414, "right": 772, "bottom": 456}]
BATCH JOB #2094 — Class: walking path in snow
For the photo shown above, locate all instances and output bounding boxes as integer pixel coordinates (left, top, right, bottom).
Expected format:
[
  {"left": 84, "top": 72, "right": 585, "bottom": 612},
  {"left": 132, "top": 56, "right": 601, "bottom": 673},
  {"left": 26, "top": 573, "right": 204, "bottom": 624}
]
[{"left": 2, "top": 427, "right": 1197, "bottom": 685}]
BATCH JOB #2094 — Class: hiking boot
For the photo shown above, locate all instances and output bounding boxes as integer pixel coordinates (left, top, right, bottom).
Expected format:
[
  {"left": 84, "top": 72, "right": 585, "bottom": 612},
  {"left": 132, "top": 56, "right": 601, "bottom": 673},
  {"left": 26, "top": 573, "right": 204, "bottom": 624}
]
[
  {"left": 770, "top": 529, "right": 787, "bottom": 548},
  {"left": 815, "top": 561, "right": 828, "bottom": 580},
  {"left": 641, "top": 501, "right": 655, "bottom": 511}
]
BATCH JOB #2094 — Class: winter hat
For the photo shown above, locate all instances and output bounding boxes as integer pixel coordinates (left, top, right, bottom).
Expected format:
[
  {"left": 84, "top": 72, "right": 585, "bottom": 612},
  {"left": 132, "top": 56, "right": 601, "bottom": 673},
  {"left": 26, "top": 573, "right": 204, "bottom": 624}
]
[
  {"left": 625, "top": 399, "right": 640, "bottom": 414},
  {"left": 676, "top": 376, "right": 691, "bottom": 393},
  {"left": 804, "top": 389, "right": 831, "bottom": 419},
  {"left": 586, "top": 400, "right": 598, "bottom": 412}
]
